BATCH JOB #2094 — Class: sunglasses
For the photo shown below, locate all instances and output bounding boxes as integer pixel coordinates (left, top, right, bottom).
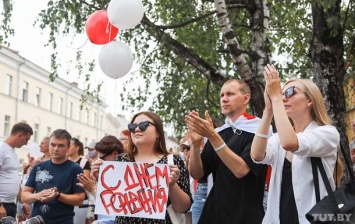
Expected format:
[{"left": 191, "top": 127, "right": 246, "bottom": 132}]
[
  {"left": 282, "top": 86, "right": 303, "bottom": 98},
  {"left": 128, "top": 121, "right": 155, "bottom": 133},
  {"left": 180, "top": 144, "right": 190, "bottom": 151},
  {"left": 99, "top": 153, "right": 111, "bottom": 160}
]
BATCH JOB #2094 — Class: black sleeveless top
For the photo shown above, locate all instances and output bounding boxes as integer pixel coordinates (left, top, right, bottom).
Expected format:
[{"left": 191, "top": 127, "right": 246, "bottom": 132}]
[{"left": 279, "top": 158, "right": 299, "bottom": 224}]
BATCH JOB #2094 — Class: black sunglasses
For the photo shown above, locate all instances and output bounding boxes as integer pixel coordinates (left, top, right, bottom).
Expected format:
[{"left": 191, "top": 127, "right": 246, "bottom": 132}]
[
  {"left": 128, "top": 121, "right": 155, "bottom": 133},
  {"left": 99, "top": 153, "right": 111, "bottom": 160},
  {"left": 180, "top": 144, "right": 190, "bottom": 150},
  {"left": 282, "top": 86, "right": 303, "bottom": 98}
]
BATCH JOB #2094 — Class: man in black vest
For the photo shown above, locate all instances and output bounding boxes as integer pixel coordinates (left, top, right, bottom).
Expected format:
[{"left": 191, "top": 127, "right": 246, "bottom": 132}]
[{"left": 186, "top": 79, "right": 272, "bottom": 224}]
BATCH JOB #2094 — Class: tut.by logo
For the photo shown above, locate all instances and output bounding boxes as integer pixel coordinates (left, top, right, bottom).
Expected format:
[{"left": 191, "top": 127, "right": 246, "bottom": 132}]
[{"left": 312, "top": 214, "right": 352, "bottom": 221}]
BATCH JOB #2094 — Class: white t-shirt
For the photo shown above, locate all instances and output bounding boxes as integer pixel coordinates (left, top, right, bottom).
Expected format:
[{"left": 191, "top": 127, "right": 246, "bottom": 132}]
[{"left": 0, "top": 142, "right": 21, "bottom": 202}]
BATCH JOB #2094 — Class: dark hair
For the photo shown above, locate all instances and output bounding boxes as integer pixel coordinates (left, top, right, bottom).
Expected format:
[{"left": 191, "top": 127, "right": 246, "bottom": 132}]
[
  {"left": 96, "top": 135, "right": 124, "bottom": 155},
  {"left": 50, "top": 129, "right": 71, "bottom": 146},
  {"left": 71, "top": 138, "right": 84, "bottom": 156},
  {"left": 126, "top": 111, "right": 168, "bottom": 159},
  {"left": 10, "top": 122, "right": 33, "bottom": 136},
  {"left": 23, "top": 164, "right": 32, "bottom": 174}
]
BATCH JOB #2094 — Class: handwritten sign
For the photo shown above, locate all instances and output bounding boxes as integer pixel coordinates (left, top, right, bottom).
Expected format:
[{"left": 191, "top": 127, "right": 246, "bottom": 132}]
[{"left": 95, "top": 161, "right": 170, "bottom": 220}]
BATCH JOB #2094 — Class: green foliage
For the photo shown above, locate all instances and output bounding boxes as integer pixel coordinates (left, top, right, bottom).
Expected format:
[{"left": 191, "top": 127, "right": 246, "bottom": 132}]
[
  {"left": 1, "top": 0, "right": 355, "bottom": 139},
  {"left": 0, "top": 0, "right": 14, "bottom": 46}
]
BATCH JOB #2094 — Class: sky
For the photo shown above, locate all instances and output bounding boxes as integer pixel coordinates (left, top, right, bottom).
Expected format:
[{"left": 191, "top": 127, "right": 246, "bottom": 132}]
[{"left": 4, "top": 0, "right": 139, "bottom": 120}]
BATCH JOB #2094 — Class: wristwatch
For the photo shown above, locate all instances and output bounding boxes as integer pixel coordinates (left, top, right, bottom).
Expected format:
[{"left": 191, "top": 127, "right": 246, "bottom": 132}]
[{"left": 55, "top": 192, "right": 61, "bottom": 200}]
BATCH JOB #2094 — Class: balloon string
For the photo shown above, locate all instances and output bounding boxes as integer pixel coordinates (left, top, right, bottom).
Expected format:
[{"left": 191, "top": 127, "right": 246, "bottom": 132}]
[{"left": 106, "top": 21, "right": 112, "bottom": 42}]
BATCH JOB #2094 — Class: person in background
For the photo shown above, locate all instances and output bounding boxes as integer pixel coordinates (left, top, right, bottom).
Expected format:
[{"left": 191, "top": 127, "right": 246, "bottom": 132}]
[
  {"left": 68, "top": 137, "right": 91, "bottom": 224},
  {"left": 185, "top": 79, "right": 271, "bottom": 223},
  {"left": 118, "top": 129, "right": 129, "bottom": 152},
  {"left": 180, "top": 140, "right": 190, "bottom": 167},
  {"left": 250, "top": 64, "right": 339, "bottom": 224},
  {"left": 39, "top": 137, "right": 50, "bottom": 161},
  {"left": 85, "top": 141, "right": 98, "bottom": 163},
  {"left": 21, "top": 129, "right": 85, "bottom": 224},
  {"left": 0, "top": 122, "right": 33, "bottom": 219},
  {"left": 17, "top": 164, "right": 33, "bottom": 222},
  {"left": 179, "top": 139, "right": 195, "bottom": 200},
  {"left": 350, "top": 119, "right": 355, "bottom": 171},
  {"left": 86, "top": 135, "right": 125, "bottom": 224},
  {"left": 84, "top": 140, "right": 97, "bottom": 224},
  {"left": 91, "top": 111, "right": 193, "bottom": 224}
]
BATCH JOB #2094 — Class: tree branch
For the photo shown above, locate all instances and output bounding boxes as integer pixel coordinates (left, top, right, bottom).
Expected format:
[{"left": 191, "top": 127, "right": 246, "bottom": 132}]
[
  {"left": 142, "top": 15, "right": 228, "bottom": 86},
  {"left": 156, "top": 4, "right": 248, "bottom": 30}
]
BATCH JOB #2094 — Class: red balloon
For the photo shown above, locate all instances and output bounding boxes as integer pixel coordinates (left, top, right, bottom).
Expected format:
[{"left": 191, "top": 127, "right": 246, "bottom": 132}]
[{"left": 85, "top": 10, "right": 119, "bottom": 45}]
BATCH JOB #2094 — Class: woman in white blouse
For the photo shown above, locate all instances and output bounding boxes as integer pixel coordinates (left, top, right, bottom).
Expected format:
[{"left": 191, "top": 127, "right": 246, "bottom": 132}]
[{"left": 251, "top": 64, "right": 339, "bottom": 224}]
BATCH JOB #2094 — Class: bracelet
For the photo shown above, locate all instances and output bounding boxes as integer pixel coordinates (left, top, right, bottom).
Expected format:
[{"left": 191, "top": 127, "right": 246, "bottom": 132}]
[
  {"left": 55, "top": 192, "right": 61, "bottom": 200},
  {"left": 214, "top": 143, "right": 226, "bottom": 152},
  {"left": 255, "top": 132, "right": 269, "bottom": 139}
]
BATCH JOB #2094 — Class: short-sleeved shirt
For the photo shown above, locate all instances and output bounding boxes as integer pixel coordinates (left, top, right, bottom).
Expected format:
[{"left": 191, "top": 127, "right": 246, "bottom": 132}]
[
  {"left": 25, "top": 159, "right": 85, "bottom": 224},
  {"left": 198, "top": 127, "right": 267, "bottom": 224},
  {"left": 114, "top": 154, "right": 193, "bottom": 224},
  {"left": 76, "top": 157, "right": 91, "bottom": 171},
  {"left": 0, "top": 142, "right": 21, "bottom": 201}
]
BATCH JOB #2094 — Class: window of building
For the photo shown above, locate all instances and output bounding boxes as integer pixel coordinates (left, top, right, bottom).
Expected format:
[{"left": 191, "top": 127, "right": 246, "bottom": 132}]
[
  {"left": 93, "top": 112, "right": 97, "bottom": 126},
  {"left": 34, "top": 123, "right": 39, "bottom": 142},
  {"left": 47, "top": 127, "right": 51, "bottom": 137},
  {"left": 58, "top": 97, "right": 63, "bottom": 114},
  {"left": 77, "top": 106, "right": 81, "bottom": 122},
  {"left": 86, "top": 108, "right": 90, "bottom": 124},
  {"left": 35, "top": 88, "right": 41, "bottom": 106},
  {"left": 22, "top": 81, "right": 28, "bottom": 102},
  {"left": 5, "top": 74, "right": 12, "bottom": 96},
  {"left": 48, "top": 92, "right": 53, "bottom": 111},
  {"left": 69, "top": 101, "right": 73, "bottom": 118},
  {"left": 4, "top": 115, "right": 10, "bottom": 136}
]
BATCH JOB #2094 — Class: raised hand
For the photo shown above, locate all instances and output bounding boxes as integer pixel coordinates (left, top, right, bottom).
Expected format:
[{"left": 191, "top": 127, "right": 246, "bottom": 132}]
[
  {"left": 263, "top": 64, "right": 282, "bottom": 101},
  {"left": 77, "top": 173, "right": 96, "bottom": 194}
]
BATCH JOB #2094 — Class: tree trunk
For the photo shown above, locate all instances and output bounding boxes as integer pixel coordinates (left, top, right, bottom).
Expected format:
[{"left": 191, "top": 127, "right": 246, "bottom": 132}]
[
  {"left": 248, "top": 0, "right": 271, "bottom": 116},
  {"left": 310, "top": 0, "right": 350, "bottom": 181},
  {"left": 214, "top": 0, "right": 268, "bottom": 117}
]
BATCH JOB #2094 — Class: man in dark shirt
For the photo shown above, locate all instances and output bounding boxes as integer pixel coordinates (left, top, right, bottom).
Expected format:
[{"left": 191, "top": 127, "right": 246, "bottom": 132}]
[
  {"left": 186, "top": 79, "right": 272, "bottom": 223},
  {"left": 22, "top": 129, "right": 85, "bottom": 224}
]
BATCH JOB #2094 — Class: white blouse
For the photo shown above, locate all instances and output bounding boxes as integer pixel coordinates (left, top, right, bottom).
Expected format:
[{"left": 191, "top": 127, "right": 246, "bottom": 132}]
[{"left": 253, "top": 121, "right": 339, "bottom": 224}]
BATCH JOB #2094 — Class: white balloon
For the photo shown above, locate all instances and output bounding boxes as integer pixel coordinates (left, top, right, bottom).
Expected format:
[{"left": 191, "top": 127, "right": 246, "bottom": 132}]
[
  {"left": 99, "top": 41, "right": 133, "bottom": 79},
  {"left": 107, "top": 0, "right": 144, "bottom": 30}
]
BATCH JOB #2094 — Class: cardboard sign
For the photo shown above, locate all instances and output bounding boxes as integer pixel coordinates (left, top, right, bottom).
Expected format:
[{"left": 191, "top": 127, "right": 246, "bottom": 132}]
[{"left": 95, "top": 161, "right": 169, "bottom": 220}]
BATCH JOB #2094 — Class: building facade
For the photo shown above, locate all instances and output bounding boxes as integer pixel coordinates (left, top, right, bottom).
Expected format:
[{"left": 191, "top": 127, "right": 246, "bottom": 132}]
[{"left": 0, "top": 46, "right": 178, "bottom": 163}]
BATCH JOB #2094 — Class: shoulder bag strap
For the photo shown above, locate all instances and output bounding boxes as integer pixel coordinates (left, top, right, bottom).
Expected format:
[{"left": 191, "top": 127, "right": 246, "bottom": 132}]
[
  {"left": 311, "top": 157, "right": 340, "bottom": 213},
  {"left": 311, "top": 157, "right": 321, "bottom": 202},
  {"left": 226, "top": 129, "right": 242, "bottom": 147}
]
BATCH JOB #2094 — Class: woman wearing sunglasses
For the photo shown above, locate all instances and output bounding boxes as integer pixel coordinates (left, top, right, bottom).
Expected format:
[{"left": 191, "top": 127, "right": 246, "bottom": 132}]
[
  {"left": 251, "top": 64, "right": 339, "bottom": 224},
  {"left": 113, "top": 111, "right": 192, "bottom": 224}
]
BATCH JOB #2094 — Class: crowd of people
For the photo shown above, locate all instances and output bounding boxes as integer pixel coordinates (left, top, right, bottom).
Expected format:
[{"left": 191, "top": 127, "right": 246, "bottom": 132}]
[{"left": 0, "top": 64, "right": 354, "bottom": 224}]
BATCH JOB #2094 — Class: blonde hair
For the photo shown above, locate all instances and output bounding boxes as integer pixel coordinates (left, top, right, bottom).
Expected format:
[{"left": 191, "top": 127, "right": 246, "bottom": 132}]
[
  {"left": 284, "top": 79, "right": 332, "bottom": 126},
  {"left": 223, "top": 79, "right": 251, "bottom": 95}
]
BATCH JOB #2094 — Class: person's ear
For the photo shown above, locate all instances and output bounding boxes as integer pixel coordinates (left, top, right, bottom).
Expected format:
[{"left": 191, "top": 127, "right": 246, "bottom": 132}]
[
  {"left": 244, "top": 94, "right": 251, "bottom": 105},
  {"left": 112, "top": 151, "right": 119, "bottom": 157}
]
